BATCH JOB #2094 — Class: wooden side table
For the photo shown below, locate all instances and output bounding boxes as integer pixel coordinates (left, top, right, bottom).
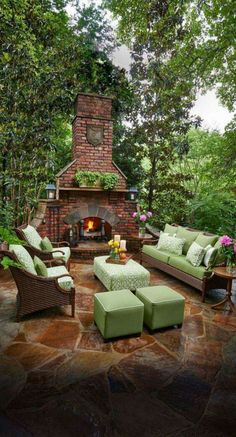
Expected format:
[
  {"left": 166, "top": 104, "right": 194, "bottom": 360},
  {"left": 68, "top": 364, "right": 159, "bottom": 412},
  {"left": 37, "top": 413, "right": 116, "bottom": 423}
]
[
  {"left": 212, "top": 267, "right": 236, "bottom": 312},
  {"left": 130, "top": 233, "right": 158, "bottom": 260}
]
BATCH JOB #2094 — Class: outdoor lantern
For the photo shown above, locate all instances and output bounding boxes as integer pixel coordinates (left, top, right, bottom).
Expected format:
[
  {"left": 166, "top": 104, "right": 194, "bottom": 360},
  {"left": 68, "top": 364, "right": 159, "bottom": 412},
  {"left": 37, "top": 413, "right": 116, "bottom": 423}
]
[
  {"left": 46, "top": 183, "right": 56, "bottom": 200},
  {"left": 128, "top": 187, "right": 138, "bottom": 202}
]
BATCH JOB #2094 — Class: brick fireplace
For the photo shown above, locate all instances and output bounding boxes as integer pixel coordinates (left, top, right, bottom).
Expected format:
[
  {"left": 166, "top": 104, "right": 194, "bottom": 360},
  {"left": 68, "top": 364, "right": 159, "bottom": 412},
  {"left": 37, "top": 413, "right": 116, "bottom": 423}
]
[{"left": 37, "top": 93, "right": 138, "bottom": 256}]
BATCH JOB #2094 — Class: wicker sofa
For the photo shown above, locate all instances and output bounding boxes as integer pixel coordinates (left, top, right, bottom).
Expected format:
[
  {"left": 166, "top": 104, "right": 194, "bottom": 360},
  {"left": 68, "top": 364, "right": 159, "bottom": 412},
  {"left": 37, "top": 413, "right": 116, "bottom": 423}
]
[{"left": 141, "top": 224, "right": 227, "bottom": 302}]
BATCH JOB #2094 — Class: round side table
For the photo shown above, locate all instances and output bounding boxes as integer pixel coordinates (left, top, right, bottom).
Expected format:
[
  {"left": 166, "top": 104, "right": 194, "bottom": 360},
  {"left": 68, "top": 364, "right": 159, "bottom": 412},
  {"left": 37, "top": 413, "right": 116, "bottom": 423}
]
[{"left": 212, "top": 267, "right": 236, "bottom": 312}]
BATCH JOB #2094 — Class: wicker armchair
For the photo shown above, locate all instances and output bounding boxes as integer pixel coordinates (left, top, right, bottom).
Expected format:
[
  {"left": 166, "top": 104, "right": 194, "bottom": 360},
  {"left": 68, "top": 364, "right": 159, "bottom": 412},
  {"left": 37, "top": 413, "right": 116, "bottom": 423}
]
[
  {"left": 15, "top": 224, "right": 71, "bottom": 271},
  {"left": 0, "top": 248, "right": 75, "bottom": 322}
]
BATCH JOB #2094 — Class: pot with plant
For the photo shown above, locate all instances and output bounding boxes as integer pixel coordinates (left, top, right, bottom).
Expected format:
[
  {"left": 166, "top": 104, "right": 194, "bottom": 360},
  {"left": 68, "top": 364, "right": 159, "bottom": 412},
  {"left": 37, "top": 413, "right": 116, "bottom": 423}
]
[{"left": 132, "top": 210, "right": 153, "bottom": 238}]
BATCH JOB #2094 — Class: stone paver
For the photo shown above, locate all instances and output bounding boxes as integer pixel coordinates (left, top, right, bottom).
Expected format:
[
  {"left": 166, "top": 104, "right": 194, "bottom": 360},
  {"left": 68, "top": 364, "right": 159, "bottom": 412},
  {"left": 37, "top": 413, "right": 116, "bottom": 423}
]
[{"left": 0, "top": 262, "right": 236, "bottom": 435}]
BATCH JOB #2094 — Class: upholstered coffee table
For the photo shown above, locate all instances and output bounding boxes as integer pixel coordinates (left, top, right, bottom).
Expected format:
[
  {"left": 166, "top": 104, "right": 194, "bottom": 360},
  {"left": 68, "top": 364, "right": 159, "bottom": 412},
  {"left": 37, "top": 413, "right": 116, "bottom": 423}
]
[{"left": 93, "top": 255, "right": 150, "bottom": 291}]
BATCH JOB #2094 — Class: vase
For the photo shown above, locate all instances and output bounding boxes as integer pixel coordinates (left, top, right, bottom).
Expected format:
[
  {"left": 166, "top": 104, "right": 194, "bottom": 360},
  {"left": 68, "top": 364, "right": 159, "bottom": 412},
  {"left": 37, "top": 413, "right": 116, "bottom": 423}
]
[
  {"left": 138, "top": 226, "right": 146, "bottom": 238},
  {"left": 226, "top": 259, "right": 236, "bottom": 274}
]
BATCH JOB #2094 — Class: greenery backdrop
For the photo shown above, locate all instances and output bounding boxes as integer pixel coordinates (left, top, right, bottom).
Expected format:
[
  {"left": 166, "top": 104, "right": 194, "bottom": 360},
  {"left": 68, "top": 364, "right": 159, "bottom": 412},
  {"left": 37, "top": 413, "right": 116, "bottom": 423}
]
[{"left": 1, "top": 0, "right": 235, "bottom": 236}]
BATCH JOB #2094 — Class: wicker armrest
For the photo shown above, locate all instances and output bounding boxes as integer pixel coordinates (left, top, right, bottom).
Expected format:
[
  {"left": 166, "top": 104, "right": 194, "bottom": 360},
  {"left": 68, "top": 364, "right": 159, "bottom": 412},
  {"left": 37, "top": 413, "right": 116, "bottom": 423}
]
[
  {"left": 52, "top": 241, "right": 70, "bottom": 247},
  {"left": 51, "top": 250, "right": 65, "bottom": 256}
]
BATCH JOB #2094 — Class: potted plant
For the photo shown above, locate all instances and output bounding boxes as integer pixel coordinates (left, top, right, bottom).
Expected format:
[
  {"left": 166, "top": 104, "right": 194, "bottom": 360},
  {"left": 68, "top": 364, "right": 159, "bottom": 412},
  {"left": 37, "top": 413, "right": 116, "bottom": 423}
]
[
  {"left": 0, "top": 227, "right": 25, "bottom": 269},
  {"left": 132, "top": 210, "right": 153, "bottom": 237},
  {"left": 219, "top": 235, "right": 236, "bottom": 273}
]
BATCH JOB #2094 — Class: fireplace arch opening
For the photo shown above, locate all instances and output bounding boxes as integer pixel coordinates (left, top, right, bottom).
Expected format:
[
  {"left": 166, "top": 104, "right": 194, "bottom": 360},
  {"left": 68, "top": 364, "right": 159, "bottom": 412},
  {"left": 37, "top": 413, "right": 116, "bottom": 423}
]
[{"left": 79, "top": 217, "right": 111, "bottom": 241}]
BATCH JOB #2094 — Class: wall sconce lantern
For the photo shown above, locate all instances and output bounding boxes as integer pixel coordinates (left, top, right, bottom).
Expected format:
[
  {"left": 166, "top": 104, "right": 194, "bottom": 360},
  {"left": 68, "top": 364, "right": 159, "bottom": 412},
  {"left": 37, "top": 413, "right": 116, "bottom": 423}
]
[
  {"left": 46, "top": 183, "right": 56, "bottom": 200},
  {"left": 128, "top": 187, "right": 138, "bottom": 202}
]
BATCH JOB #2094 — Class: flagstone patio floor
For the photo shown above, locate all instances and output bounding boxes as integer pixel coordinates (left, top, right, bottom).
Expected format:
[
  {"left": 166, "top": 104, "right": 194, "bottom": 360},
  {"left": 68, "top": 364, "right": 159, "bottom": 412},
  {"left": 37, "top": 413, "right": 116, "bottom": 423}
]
[{"left": 0, "top": 260, "right": 236, "bottom": 436}]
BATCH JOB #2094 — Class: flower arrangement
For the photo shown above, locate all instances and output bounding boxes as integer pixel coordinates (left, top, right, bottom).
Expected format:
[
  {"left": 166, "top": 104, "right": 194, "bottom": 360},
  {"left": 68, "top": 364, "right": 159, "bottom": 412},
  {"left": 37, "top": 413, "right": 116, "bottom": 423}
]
[
  {"left": 108, "top": 237, "right": 126, "bottom": 260},
  {"left": 132, "top": 210, "right": 152, "bottom": 237},
  {"left": 219, "top": 235, "right": 236, "bottom": 268}
]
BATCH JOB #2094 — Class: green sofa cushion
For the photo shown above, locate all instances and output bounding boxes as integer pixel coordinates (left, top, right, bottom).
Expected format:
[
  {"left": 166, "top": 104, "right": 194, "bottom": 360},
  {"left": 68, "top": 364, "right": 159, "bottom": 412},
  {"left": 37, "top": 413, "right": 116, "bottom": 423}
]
[
  {"left": 9, "top": 244, "right": 37, "bottom": 275},
  {"left": 195, "top": 233, "right": 218, "bottom": 248},
  {"left": 164, "top": 223, "right": 178, "bottom": 236},
  {"left": 176, "top": 227, "right": 200, "bottom": 255},
  {"left": 213, "top": 239, "right": 226, "bottom": 265},
  {"left": 168, "top": 254, "right": 210, "bottom": 280},
  {"left": 34, "top": 256, "right": 48, "bottom": 277},
  {"left": 22, "top": 225, "right": 42, "bottom": 249},
  {"left": 142, "top": 245, "right": 171, "bottom": 263}
]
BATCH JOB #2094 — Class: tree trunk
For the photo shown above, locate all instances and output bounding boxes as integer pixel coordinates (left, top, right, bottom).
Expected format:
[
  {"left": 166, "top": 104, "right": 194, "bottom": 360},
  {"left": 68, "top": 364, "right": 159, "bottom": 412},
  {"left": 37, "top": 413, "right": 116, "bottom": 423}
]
[{"left": 147, "top": 155, "right": 157, "bottom": 210}]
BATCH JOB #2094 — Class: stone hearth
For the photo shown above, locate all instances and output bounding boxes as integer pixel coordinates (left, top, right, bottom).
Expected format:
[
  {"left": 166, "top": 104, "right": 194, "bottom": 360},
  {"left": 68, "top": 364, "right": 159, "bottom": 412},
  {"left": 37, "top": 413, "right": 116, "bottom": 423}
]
[{"left": 37, "top": 93, "right": 138, "bottom": 257}]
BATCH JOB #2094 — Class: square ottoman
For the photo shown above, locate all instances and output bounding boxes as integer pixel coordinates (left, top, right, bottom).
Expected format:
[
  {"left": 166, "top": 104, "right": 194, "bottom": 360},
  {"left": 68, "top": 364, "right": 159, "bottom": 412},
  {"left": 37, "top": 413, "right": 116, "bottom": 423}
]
[
  {"left": 93, "top": 255, "right": 150, "bottom": 291},
  {"left": 94, "top": 289, "right": 144, "bottom": 339},
  {"left": 136, "top": 285, "right": 185, "bottom": 331}
]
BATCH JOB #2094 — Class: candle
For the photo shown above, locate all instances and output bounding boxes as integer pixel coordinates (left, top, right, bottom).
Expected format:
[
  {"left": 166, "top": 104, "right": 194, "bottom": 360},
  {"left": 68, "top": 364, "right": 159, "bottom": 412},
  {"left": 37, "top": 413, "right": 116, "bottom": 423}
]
[
  {"left": 120, "top": 240, "right": 126, "bottom": 250},
  {"left": 114, "top": 235, "right": 121, "bottom": 242}
]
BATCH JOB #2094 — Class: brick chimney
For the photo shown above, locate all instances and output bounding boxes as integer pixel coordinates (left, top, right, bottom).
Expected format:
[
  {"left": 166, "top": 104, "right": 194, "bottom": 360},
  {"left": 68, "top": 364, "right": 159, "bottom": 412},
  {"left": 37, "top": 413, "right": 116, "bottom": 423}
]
[{"left": 72, "top": 93, "right": 113, "bottom": 171}]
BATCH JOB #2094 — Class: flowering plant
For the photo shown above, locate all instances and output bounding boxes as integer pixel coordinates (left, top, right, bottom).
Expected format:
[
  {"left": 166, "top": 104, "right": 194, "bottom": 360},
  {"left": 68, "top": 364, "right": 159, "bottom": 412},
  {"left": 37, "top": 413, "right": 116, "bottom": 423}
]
[
  {"left": 219, "top": 235, "right": 236, "bottom": 266},
  {"left": 132, "top": 210, "right": 153, "bottom": 228},
  {"left": 108, "top": 239, "right": 120, "bottom": 258}
]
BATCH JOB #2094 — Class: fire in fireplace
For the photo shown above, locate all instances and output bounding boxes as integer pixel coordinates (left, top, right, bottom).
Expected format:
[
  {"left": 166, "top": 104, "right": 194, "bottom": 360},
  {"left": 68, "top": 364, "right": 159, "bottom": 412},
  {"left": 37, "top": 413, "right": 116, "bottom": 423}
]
[{"left": 78, "top": 217, "right": 111, "bottom": 241}]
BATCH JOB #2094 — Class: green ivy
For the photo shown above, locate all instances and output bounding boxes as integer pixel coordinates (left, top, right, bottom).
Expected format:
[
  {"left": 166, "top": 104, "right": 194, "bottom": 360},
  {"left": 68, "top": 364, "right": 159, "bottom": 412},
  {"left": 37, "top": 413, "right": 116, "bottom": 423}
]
[
  {"left": 74, "top": 171, "right": 119, "bottom": 190},
  {"left": 0, "top": 256, "right": 23, "bottom": 270}
]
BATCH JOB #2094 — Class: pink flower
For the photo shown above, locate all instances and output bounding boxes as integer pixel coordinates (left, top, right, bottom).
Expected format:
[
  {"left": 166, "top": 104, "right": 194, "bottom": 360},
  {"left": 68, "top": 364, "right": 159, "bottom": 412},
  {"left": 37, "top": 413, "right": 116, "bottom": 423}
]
[
  {"left": 140, "top": 214, "right": 147, "bottom": 222},
  {"left": 234, "top": 243, "right": 236, "bottom": 253},
  {"left": 132, "top": 212, "right": 137, "bottom": 218},
  {"left": 147, "top": 211, "right": 152, "bottom": 218},
  {"left": 219, "top": 235, "right": 233, "bottom": 246}
]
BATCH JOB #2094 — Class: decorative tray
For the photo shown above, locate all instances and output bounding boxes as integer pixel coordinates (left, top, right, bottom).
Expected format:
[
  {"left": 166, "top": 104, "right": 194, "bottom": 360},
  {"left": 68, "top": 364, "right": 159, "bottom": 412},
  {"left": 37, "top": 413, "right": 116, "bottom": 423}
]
[{"left": 105, "top": 255, "right": 132, "bottom": 265}]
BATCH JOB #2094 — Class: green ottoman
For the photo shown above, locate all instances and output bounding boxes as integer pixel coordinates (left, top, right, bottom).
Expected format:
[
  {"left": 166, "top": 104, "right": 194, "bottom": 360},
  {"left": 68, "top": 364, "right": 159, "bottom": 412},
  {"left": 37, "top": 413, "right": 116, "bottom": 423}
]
[
  {"left": 93, "top": 255, "right": 150, "bottom": 291},
  {"left": 136, "top": 285, "right": 185, "bottom": 331},
  {"left": 94, "top": 289, "right": 144, "bottom": 339}
]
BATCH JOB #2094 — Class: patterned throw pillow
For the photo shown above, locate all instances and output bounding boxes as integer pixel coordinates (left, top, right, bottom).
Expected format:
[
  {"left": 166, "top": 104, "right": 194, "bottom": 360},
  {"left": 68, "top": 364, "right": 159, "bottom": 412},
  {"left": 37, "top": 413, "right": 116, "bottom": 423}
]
[
  {"left": 157, "top": 232, "right": 185, "bottom": 256},
  {"left": 9, "top": 244, "right": 37, "bottom": 275},
  {"left": 203, "top": 244, "right": 218, "bottom": 268},
  {"left": 40, "top": 236, "right": 53, "bottom": 251},
  {"left": 186, "top": 242, "right": 205, "bottom": 267},
  {"left": 23, "top": 225, "right": 42, "bottom": 249},
  {"left": 34, "top": 256, "right": 48, "bottom": 277}
]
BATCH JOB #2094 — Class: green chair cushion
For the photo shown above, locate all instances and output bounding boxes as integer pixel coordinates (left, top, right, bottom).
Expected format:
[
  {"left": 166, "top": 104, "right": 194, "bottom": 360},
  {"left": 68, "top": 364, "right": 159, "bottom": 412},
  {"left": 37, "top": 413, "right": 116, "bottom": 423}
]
[
  {"left": 22, "top": 225, "right": 42, "bottom": 250},
  {"left": 47, "top": 265, "right": 73, "bottom": 290},
  {"left": 40, "top": 236, "right": 53, "bottom": 251},
  {"left": 142, "top": 245, "right": 171, "bottom": 263},
  {"left": 52, "top": 246, "right": 71, "bottom": 262},
  {"left": 9, "top": 244, "right": 37, "bottom": 275},
  {"left": 195, "top": 233, "right": 219, "bottom": 248},
  {"left": 168, "top": 254, "right": 210, "bottom": 280},
  {"left": 34, "top": 256, "right": 48, "bottom": 277},
  {"left": 164, "top": 223, "right": 178, "bottom": 236},
  {"left": 176, "top": 227, "right": 200, "bottom": 255},
  {"left": 94, "top": 289, "right": 144, "bottom": 339},
  {"left": 136, "top": 285, "right": 185, "bottom": 330}
]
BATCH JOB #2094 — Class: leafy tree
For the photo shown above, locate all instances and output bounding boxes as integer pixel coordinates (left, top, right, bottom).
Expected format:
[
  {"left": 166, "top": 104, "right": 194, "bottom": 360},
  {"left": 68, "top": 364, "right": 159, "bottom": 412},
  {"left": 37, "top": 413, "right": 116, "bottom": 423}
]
[{"left": 0, "top": 0, "right": 133, "bottom": 226}]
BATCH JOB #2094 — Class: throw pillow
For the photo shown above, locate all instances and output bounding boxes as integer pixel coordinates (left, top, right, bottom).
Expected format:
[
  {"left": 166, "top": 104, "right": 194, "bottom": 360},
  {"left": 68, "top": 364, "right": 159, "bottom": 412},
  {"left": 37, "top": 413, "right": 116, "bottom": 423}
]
[
  {"left": 9, "top": 244, "right": 37, "bottom": 275},
  {"left": 40, "top": 236, "right": 53, "bottom": 251},
  {"left": 157, "top": 232, "right": 185, "bottom": 256},
  {"left": 186, "top": 242, "right": 205, "bottom": 267},
  {"left": 203, "top": 245, "right": 218, "bottom": 268},
  {"left": 34, "top": 256, "right": 48, "bottom": 277},
  {"left": 22, "top": 225, "right": 42, "bottom": 249},
  {"left": 176, "top": 227, "right": 200, "bottom": 255},
  {"left": 164, "top": 223, "right": 178, "bottom": 236}
]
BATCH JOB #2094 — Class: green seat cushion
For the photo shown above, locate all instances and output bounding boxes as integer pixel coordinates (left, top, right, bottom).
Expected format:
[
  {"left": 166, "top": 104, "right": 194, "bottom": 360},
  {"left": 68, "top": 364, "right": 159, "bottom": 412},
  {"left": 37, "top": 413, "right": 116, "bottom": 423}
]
[
  {"left": 164, "top": 223, "right": 178, "bottom": 236},
  {"left": 176, "top": 227, "right": 200, "bottom": 255},
  {"left": 94, "top": 289, "right": 144, "bottom": 339},
  {"left": 93, "top": 256, "right": 150, "bottom": 291},
  {"left": 136, "top": 285, "right": 185, "bottom": 330},
  {"left": 9, "top": 244, "right": 37, "bottom": 275},
  {"left": 22, "top": 225, "right": 42, "bottom": 249},
  {"left": 47, "top": 265, "right": 73, "bottom": 290},
  {"left": 52, "top": 246, "right": 71, "bottom": 262},
  {"left": 34, "top": 256, "right": 48, "bottom": 277},
  {"left": 195, "top": 233, "right": 219, "bottom": 248},
  {"left": 168, "top": 255, "right": 210, "bottom": 280},
  {"left": 40, "top": 236, "right": 53, "bottom": 251},
  {"left": 142, "top": 245, "right": 171, "bottom": 263}
]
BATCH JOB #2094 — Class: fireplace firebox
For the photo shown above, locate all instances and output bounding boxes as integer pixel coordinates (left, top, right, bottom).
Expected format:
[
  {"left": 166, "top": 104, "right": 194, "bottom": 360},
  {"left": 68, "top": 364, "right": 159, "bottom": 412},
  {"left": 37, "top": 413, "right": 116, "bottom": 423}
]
[{"left": 78, "top": 217, "right": 111, "bottom": 241}]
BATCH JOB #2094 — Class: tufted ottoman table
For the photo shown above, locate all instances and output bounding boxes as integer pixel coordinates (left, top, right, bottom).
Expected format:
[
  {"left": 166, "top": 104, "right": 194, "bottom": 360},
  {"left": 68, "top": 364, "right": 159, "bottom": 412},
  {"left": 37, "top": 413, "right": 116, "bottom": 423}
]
[
  {"left": 136, "top": 285, "right": 185, "bottom": 331},
  {"left": 93, "top": 256, "right": 150, "bottom": 291},
  {"left": 94, "top": 289, "right": 144, "bottom": 339}
]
